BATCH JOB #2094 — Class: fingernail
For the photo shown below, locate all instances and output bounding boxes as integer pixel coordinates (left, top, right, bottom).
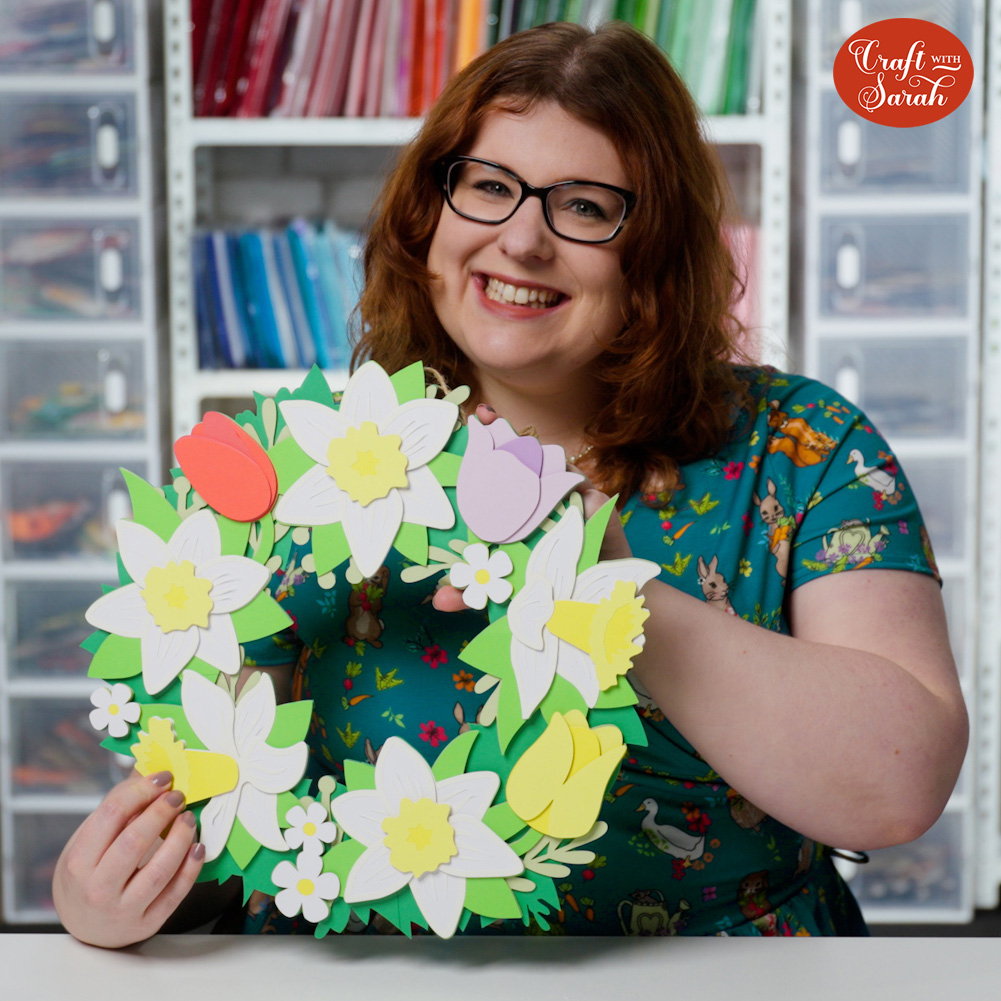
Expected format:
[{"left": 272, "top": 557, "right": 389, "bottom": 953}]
[
  {"left": 149, "top": 771, "right": 173, "bottom": 787},
  {"left": 191, "top": 843, "right": 206, "bottom": 861},
  {"left": 179, "top": 811, "right": 197, "bottom": 828},
  {"left": 479, "top": 404, "right": 496, "bottom": 413},
  {"left": 165, "top": 790, "right": 185, "bottom": 809}
]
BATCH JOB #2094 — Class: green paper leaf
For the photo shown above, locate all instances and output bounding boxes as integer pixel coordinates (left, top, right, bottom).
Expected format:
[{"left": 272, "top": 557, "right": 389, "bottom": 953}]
[
  {"left": 299, "top": 364, "right": 336, "bottom": 404},
  {"left": 594, "top": 678, "right": 639, "bottom": 709},
  {"left": 589, "top": 705, "right": 648, "bottom": 748},
  {"left": 237, "top": 844, "right": 290, "bottom": 898},
  {"left": 483, "top": 802, "right": 526, "bottom": 841},
  {"left": 226, "top": 818, "right": 262, "bottom": 870},
  {"left": 497, "top": 542, "right": 530, "bottom": 599},
  {"left": 431, "top": 729, "right": 479, "bottom": 781},
  {"left": 269, "top": 437, "right": 315, "bottom": 494},
  {"left": 314, "top": 898, "right": 355, "bottom": 938},
  {"left": 539, "top": 675, "right": 587, "bottom": 723},
  {"left": 87, "top": 633, "right": 142, "bottom": 680},
  {"left": 496, "top": 677, "right": 528, "bottom": 754},
  {"left": 312, "top": 522, "right": 351, "bottom": 576},
  {"left": 393, "top": 521, "right": 429, "bottom": 566},
  {"left": 138, "top": 704, "right": 203, "bottom": 749},
  {"left": 579, "top": 496, "right": 617, "bottom": 574},
  {"left": 268, "top": 699, "right": 313, "bottom": 747},
  {"left": 464, "top": 876, "right": 521, "bottom": 920},
  {"left": 80, "top": 629, "right": 109, "bottom": 655},
  {"left": 390, "top": 360, "right": 427, "bottom": 404},
  {"left": 198, "top": 848, "right": 244, "bottom": 888},
  {"left": 251, "top": 514, "right": 275, "bottom": 564},
  {"left": 276, "top": 791, "right": 300, "bottom": 827},
  {"left": 121, "top": 468, "right": 181, "bottom": 542},
  {"left": 512, "top": 869, "right": 560, "bottom": 930},
  {"left": 217, "top": 514, "right": 251, "bottom": 558},
  {"left": 508, "top": 828, "right": 544, "bottom": 856},
  {"left": 321, "top": 838, "right": 366, "bottom": 880},
  {"left": 427, "top": 449, "right": 462, "bottom": 486},
  {"left": 343, "top": 758, "right": 376, "bottom": 791},
  {"left": 231, "top": 592, "right": 292, "bottom": 643},
  {"left": 459, "top": 617, "right": 514, "bottom": 680}
]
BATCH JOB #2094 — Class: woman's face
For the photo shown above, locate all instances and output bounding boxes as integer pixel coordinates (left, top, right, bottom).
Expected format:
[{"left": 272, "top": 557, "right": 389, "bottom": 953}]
[{"left": 426, "top": 101, "right": 630, "bottom": 396}]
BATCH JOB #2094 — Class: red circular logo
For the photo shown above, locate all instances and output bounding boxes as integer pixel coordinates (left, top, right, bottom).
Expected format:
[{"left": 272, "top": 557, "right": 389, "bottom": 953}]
[{"left": 833, "top": 18, "right": 973, "bottom": 128}]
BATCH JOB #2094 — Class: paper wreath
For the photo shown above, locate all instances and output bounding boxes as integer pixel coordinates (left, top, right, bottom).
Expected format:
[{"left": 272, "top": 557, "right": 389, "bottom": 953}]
[{"left": 82, "top": 360, "right": 660, "bottom": 938}]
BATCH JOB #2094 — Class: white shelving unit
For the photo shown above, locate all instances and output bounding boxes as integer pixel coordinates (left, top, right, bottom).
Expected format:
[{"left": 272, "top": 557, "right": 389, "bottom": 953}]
[
  {"left": 164, "top": 0, "right": 792, "bottom": 438},
  {"left": 795, "top": 0, "right": 986, "bottom": 923},
  {"left": 976, "top": 0, "right": 1001, "bottom": 911},
  {"left": 0, "top": 0, "right": 165, "bottom": 923}
]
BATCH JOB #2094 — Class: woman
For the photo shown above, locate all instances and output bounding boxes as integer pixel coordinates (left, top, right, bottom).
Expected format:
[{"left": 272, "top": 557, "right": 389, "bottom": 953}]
[{"left": 54, "top": 21, "right": 966, "bottom": 942}]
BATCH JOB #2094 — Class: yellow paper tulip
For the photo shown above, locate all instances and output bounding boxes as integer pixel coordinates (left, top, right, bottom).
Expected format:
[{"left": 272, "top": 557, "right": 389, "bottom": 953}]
[{"left": 505, "top": 710, "right": 626, "bottom": 839}]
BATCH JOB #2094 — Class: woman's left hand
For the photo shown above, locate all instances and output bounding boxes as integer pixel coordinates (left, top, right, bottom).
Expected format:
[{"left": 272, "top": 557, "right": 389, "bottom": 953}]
[{"left": 432, "top": 405, "right": 632, "bottom": 612}]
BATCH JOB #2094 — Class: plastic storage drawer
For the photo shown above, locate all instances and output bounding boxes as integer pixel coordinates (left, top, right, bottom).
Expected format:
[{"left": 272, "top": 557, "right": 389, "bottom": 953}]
[
  {"left": 0, "top": 218, "right": 141, "bottom": 321},
  {"left": 0, "top": 93, "right": 137, "bottom": 196},
  {"left": 0, "top": 0, "right": 134, "bottom": 74},
  {"left": 819, "top": 91, "right": 970, "bottom": 195},
  {"left": 4, "top": 579, "right": 116, "bottom": 680},
  {"left": 7, "top": 812, "right": 90, "bottom": 918},
  {"left": 820, "top": 0, "right": 973, "bottom": 70},
  {"left": 895, "top": 455, "right": 966, "bottom": 563},
  {"left": 817, "top": 335, "right": 968, "bottom": 439},
  {"left": 0, "top": 341, "right": 146, "bottom": 441},
  {"left": 9, "top": 696, "right": 118, "bottom": 796},
  {"left": 819, "top": 215, "right": 969, "bottom": 318},
  {"left": 841, "top": 810, "right": 966, "bottom": 913},
  {"left": 1, "top": 459, "right": 143, "bottom": 562}
]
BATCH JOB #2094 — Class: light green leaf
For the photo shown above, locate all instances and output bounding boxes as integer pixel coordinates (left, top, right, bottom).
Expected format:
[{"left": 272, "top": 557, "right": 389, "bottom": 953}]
[
  {"left": 464, "top": 876, "right": 522, "bottom": 920},
  {"left": 87, "top": 633, "right": 142, "bottom": 680},
  {"left": 225, "top": 818, "right": 261, "bottom": 870},
  {"left": 217, "top": 514, "right": 251, "bottom": 559},
  {"left": 230, "top": 592, "right": 292, "bottom": 643},
  {"left": 431, "top": 729, "right": 479, "bottom": 781},
  {"left": 343, "top": 758, "right": 376, "bottom": 791},
  {"left": 427, "top": 450, "right": 462, "bottom": 486},
  {"left": 483, "top": 802, "right": 526, "bottom": 841},
  {"left": 269, "top": 437, "right": 315, "bottom": 494},
  {"left": 268, "top": 700, "right": 313, "bottom": 747},
  {"left": 579, "top": 496, "right": 617, "bottom": 573},
  {"left": 390, "top": 360, "right": 427, "bottom": 405},
  {"left": 312, "top": 522, "right": 351, "bottom": 576},
  {"left": 121, "top": 468, "right": 181, "bottom": 542},
  {"left": 393, "top": 521, "right": 428, "bottom": 566}
]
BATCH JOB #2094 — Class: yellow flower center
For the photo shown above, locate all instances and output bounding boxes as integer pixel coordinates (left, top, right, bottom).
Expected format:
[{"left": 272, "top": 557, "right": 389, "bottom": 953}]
[
  {"left": 303, "top": 822, "right": 317, "bottom": 837},
  {"left": 546, "top": 580, "right": 649, "bottom": 690},
  {"left": 474, "top": 568, "right": 491, "bottom": 585},
  {"left": 326, "top": 421, "right": 409, "bottom": 507},
  {"left": 382, "top": 797, "right": 456, "bottom": 878},
  {"left": 297, "top": 879, "right": 316, "bottom": 896},
  {"left": 141, "top": 561, "right": 214, "bottom": 632},
  {"left": 108, "top": 704, "right": 120, "bottom": 716}
]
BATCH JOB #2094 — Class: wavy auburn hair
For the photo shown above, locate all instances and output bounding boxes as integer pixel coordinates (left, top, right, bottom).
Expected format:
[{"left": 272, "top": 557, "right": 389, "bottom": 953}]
[{"left": 354, "top": 20, "right": 753, "bottom": 499}]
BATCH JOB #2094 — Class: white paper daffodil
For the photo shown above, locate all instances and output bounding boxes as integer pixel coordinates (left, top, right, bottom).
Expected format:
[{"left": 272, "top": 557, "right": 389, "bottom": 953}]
[
  {"left": 330, "top": 737, "right": 522, "bottom": 938},
  {"left": 275, "top": 361, "right": 457, "bottom": 578},
  {"left": 449, "top": 543, "right": 514, "bottom": 610},
  {"left": 284, "top": 801, "right": 338, "bottom": 854},
  {"left": 84, "top": 509, "right": 271, "bottom": 696},
  {"left": 89, "top": 683, "right": 141, "bottom": 739},
  {"left": 272, "top": 851, "right": 340, "bottom": 924},
  {"left": 505, "top": 505, "right": 661, "bottom": 719},
  {"left": 181, "top": 670, "right": 308, "bottom": 862}
]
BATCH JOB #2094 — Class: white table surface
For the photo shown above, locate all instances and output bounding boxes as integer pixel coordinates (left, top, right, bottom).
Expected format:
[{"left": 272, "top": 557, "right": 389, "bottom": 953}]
[{"left": 3, "top": 934, "right": 1000, "bottom": 1001}]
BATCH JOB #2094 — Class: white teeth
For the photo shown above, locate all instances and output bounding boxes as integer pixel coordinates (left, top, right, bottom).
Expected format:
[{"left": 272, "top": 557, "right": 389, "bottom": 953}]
[{"left": 484, "top": 276, "right": 560, "bottom": 308}]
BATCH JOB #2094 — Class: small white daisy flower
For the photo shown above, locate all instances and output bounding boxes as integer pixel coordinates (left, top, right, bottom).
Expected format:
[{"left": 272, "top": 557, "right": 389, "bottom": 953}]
[
  {"left": 449, "top": 542, "right": 514, "bottom": 610},
  {"left": 89, "top": 684, "right": 141, "bottom": 739},
  {"left": 271, "top": 851, "right": 340, "bottom": 924},
  {"left": 284, "top": 801, "right": 338, "bottom": 854}
]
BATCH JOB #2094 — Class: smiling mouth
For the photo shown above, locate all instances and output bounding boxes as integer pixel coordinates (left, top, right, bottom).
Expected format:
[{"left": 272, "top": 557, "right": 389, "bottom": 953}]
[{"left": 482, "top": 276, "right": 564, "bottom": 309}]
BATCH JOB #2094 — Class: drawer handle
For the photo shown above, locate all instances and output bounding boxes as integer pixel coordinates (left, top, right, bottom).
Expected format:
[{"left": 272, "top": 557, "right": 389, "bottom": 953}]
[
  {"left": 106, "top": 486, "right": 130, "bottom": 529},
  {"left": 103, "top": 365, "right": 128, "bottom": 415},
  {"left": 834, "top": 358, "right": 861, "bottom": 404},
  {"left": 99, "top": 245, "right": 124, "bottom": 294},
  {"left": 836, "top": 240, "right": 861, "bottom": 290},
  {"left": 96, "top": 121, "right": 121, "bottom": 173},
  {"left": 839, "top": 0, "right": 863, "bottom": 37},
  {"left": 92, "top": 0, "right": 117, "bottom": 45},
  {"left": 837, "top": 120, "right": 861, "bottom": 169}
]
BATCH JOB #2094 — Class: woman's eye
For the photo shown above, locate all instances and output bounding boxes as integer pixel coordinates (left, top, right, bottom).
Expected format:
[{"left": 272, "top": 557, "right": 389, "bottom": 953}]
[
  {"left": 565, "top": 198, "right": 606, "bottom": 219},
  {"left": 472, "top": 179, "right": 514, "bottom": 199}
]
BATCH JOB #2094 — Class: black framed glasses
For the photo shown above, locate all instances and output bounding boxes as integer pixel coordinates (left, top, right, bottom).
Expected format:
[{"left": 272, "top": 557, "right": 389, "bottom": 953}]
[{"left": 436, "top": 155, "right": 636, "bottom": 245}]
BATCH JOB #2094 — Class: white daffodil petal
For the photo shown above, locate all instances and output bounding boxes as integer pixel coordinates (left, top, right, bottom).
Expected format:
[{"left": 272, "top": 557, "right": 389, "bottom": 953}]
[
  {"left": 169, "top": 509, "right": 221, "bottom": 565},
  {"left": 202, "top": 557, "right": 270, "bottom": 613},
  {"left": 435, "top": 772, "right": 499, "bottom": 821},
  {"left": 526, "top": 505, "right": 584, "bottom": 601},
  {"left": 375, "top": 738, "right": 437, "bottom": 810},
  {"left": 507, "top": 578, "right": 554, "bottom": 651},
  {"left": 181, "top": 670, "right": 238, "bottom": 758},
  {"left": 240, "top": 740, "right": 308, "bottom": 795},
  {"left": 438, "top": 815, "right": 523, "bottom": 878},
  {"left": 399, "top": 464, "right": 455, "bottom": 530},
  {"left": 554, "top": 638, "right": 601, "bottom": 708},
  {"left": 510, "top": 635, "right": 558, "bottom": 720},
  {"left": 274, "top": 464, "right": 346, "bottom": 527},
  {"left": 199, "top": 789, "right": 240, "bottom": 862},
  {"left": 237, "top": 784, "right": 287, "bottom": 852},
  {"left": 196, "top": 615, "right": 241, "bottom": 675},
  {"left": 573, "top": 559, "right": 661, "bottom": 603},
  {"left": 343, "top": 844, "right": 411, "bottom": 903},
  {"left": 233, "top": 671, "right": 278, "bottom": 748},
  {"left": 330, "top": 789, "right": 390, "bottom": 845},
  {"left": 142, "top": 624, "right": 199, "bottom": 695},
  {"left": 339, "top": 361, "right": 400, "bottom": 427},
  {"left": 410, "top": 868, "right": 465, "bottom": 939},
  {"left": 342, "top": 491, "right": 404, "bottom": 580},
  {"left": 279, "top": 400, "right": 350, "bottom": 465},
  {"left": 85, "top": 584, "right": 149, "bottom": 638},
  {"left": 116, "top": 520, "right": 170, "bottom": 587},
  {"left": 383, "top": 398, "right": 458, "bottom": 469}
]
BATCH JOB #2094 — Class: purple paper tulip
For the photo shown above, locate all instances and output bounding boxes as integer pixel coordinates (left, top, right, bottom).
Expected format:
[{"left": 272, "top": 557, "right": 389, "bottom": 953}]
[{"left": 457, "top": 417, "right": 585, "bottom": 543}]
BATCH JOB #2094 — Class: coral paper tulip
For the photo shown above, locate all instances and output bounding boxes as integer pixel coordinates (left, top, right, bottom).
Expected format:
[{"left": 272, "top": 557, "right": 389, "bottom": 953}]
[{"left": 174, "top": 412, "right": 278, "bottom": 522}]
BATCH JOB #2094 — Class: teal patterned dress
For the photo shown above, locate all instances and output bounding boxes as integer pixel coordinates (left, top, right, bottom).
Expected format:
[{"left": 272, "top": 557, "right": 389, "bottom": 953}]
[{"left": 241, "top": 367, "right": 939, "bottom": 937}]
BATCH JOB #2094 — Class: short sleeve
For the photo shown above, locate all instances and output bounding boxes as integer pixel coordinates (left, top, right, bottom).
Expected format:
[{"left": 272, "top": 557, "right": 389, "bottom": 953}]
[{"left": 782, "top": 383, "right": 940, "bottom": 591}]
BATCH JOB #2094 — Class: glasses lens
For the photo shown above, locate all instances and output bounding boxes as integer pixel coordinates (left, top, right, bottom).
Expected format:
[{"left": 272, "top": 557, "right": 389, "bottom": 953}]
[
  {"left": 446, "top": 159, "right": 522, "bottom": 223},
  {"left": 546, "top": 184, "right": 627, "bottom": 242}
]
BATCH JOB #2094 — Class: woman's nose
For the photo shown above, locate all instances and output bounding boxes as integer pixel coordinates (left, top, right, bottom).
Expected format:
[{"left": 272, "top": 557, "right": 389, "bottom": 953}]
[{"left": 495, "top": 196, "right": 555, "bottom": 261}]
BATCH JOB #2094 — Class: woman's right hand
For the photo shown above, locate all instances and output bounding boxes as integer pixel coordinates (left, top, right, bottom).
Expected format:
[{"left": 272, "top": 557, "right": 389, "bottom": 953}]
[{"left": 52, "top": 770, "right": 205, "bottom": 948}]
